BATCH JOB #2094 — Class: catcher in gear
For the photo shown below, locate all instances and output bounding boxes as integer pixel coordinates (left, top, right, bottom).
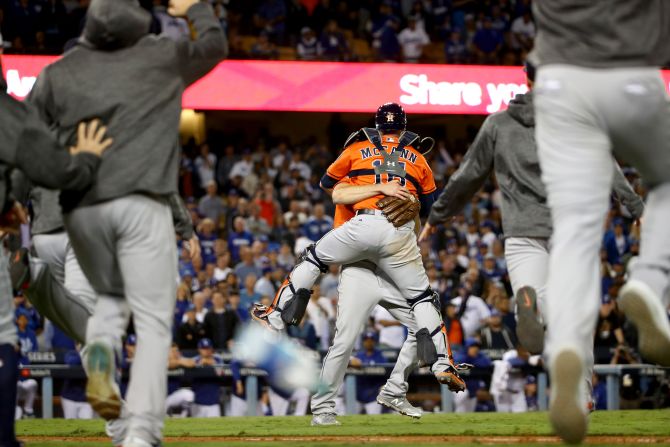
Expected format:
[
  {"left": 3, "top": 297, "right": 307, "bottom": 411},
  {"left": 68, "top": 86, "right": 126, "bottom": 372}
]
[{"left": 252, "top": 103, "right": 466, "bottom": 426}]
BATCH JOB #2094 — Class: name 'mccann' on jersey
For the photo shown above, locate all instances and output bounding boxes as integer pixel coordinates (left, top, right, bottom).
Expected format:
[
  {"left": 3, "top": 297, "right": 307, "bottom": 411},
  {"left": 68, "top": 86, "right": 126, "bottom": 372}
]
[{"left": 321, "top": 130, "right": 437, "bottom": 218}]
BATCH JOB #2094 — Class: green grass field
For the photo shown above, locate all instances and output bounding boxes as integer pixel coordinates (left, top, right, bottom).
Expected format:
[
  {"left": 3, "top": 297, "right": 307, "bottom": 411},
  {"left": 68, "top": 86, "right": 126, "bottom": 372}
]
[{"left": 16, "top": 411, "right": 670, "bottom": 446}]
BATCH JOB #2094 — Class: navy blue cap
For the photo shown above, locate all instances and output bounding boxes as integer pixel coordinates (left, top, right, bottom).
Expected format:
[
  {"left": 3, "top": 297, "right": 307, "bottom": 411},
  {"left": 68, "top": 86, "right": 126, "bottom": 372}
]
[
  {"left": 198, "top": 338, "right": 213, "bottom": 349},
  {"left": 465, "top": 338, "right": 481, "bottom": 348},
  {"left": 362, "top": 331, "right": 378, "bottom": 341},
  {"left": 126, "top": 334, "right": 137, "bottom": 346}
]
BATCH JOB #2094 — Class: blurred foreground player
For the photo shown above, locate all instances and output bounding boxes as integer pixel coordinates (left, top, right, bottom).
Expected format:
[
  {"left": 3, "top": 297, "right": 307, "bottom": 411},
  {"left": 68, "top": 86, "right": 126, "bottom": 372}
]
[
  {"left": 531, "top": 0, "right": 670, "bottom": 442},
  {"left": 23, "top": 0, "right": 226, "bottom": 445},
  {"left": 0, "top": 59, "right": 111, "bottom": 447}
]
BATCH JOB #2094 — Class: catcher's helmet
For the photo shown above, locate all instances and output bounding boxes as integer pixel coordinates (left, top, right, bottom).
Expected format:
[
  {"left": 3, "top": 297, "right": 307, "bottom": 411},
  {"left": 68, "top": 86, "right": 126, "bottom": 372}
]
[{"left": 375, "top": 102, "right": 407, "bottom": 132}]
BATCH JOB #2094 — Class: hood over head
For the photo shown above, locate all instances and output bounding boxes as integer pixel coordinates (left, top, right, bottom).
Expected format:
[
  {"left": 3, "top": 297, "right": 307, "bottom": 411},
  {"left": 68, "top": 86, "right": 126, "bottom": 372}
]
[
  {"left": 83, "top": 0, "right": 151, "bottom": 50},
  {"left": 506, "top": 91, "right": 534, "bottom": 127}
]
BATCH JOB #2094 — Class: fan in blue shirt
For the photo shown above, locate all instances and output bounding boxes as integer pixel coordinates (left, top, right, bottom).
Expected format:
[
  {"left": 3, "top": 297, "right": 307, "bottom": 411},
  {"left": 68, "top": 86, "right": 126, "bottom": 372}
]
[{"left": 350, "top": 332, "right": 387, "bottom": 414}]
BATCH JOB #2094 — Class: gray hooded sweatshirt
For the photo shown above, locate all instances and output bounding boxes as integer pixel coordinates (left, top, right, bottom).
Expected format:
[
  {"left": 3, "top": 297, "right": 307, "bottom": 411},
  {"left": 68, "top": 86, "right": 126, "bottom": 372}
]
[
  {"left": 428, "top": 92, "right": 644, "bottom": 239},
  {"left": 0, "top": 64, "right": 101, "bottom": 212},
  {"left": 28, "top": 0, "right": 226, "bottom": 216}
]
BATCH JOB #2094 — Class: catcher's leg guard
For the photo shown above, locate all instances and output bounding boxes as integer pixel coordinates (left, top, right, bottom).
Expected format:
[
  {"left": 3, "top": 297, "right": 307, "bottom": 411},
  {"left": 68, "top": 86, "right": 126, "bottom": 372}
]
[
  {"left": 280, "top": 288, "right": 312, "bottom": 326},
  {"left": 416, "top": 328, "right": 438, "bottom": 367},
  {"left": 299, "top": 244, "right": 329, "bottom": 274}
]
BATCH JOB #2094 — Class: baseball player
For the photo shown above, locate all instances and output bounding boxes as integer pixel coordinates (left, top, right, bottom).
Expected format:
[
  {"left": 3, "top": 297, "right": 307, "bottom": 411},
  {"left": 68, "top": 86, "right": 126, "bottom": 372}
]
[
  {"left": 191, "top": 338, "right": 224, "bottom": 418},
  {"left": 166, "top": 343, "right": 195, "bottom": 417},
  {"left": 21, "top": 0, "right": 226, "bottom": 444},
  {"left": 61, "top": 347, "right": 95, "bottom": 420},
  {"left": 350, "top": 331, "right": 387, "bottom": 415},
  {"left": 419, "top": 66, "right": 644, "bottom": 406},
  {"left": 252, "top": 103, "right": 466, "bottom": 425},
  {"left": 0, "top": 58, "right": 112, "bottom": 447},
  {"left": 530, "top": 0, "right": 670, "bottom": 442}
]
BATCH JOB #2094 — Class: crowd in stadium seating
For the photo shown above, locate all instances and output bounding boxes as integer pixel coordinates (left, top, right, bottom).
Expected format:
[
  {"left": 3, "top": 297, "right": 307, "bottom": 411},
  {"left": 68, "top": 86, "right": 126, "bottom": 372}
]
[{"left": 0, "top": 0, "right": 536, "bottom": 65}]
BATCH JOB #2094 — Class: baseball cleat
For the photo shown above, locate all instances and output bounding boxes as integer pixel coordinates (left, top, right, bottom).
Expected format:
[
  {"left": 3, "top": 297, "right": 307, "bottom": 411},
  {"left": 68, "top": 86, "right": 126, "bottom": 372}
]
[
  {"left": 122, "top": 437, "right": 160, "bottom": 447},
  {"left": 376, "top": 393, "right": 423, "bottom": 419},
  {"left": 435, "top": 365, "right": 466, "bottom": 392},
  {"left": 549, "top": 347, "right": 588, "bottom": 445},
  {"left": 515, "top": 286, "right": 545, "bottom": 355},
  {"left": 619, "top": 280, "right": 670, "bottom": 366},
  {"left": 311, "top": 413, "right": 341, "bottom": 426},
  {"left": 250, "top": 304, "right": 277, "bottom": 332},
  {"left": 85, "top": 341, "right": 122, "bottom": 420},
  {"left": 9, "top": 248, "right": 31, "bottom": 294}
]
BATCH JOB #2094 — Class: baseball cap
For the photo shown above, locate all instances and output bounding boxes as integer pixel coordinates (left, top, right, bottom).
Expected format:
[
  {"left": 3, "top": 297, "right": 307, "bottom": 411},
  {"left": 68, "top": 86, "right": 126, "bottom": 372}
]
[
  {"left": 526, "top": 375, "right": 537, "bottom": 384},
  {"left": 362, "top": 331, "right": 378, "bottom": 341},
  {"left": 198, "top": 338, "right": 213, "bottom": 349},
  {"left": 126, "top": 334, "right": 137, "bottom": 346},
  {"left": 465, "top": 338, "right": 481, "bottom": 348}
]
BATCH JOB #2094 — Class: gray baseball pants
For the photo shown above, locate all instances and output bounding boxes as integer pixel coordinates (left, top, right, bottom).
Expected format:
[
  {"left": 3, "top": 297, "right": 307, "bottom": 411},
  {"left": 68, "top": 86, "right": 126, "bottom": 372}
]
[
  {"left": 268, "top": 211, "right": 451, "bottom": 374},
  {"left": 64, "top": 194, "right": 177, "bottom": 444},
  {"left": 310, "top": 261, "right": 419, "bottom": 415},
  {"left": 535, "top": 65, "right": 670, "bottom": 382},
  {"left": 26, "top": 232, "right": 96, "bottom": 343},
  {"left": 0, "top": 254, "right": 16, "bottom": 346}
]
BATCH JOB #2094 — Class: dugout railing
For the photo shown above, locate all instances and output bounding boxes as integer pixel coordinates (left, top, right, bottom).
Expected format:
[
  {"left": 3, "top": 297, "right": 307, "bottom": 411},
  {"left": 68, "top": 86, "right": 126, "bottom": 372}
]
[{"left": 21, "top": 363, "right": 667, "bottom": 418}]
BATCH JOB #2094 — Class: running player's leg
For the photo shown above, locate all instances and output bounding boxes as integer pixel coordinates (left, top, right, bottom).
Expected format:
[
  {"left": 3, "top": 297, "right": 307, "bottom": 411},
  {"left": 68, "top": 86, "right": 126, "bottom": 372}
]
[
  {"left": 535, "top": 64, "right": 615, "bottom": 442},
  {"left": 114, "top": 195, "right": 176, "bottom": 444},
  {"left": 263, "top": 219, "right": 373, "bottom": 330},
  {"left": 310, "top": 262, "right": 380, "bottom": 417},
  {"left": 604, "top": 69, "right": 670, "bottom": 366},
  {"left": 505, "top": 237, "right": 549, "bottom": 354}
]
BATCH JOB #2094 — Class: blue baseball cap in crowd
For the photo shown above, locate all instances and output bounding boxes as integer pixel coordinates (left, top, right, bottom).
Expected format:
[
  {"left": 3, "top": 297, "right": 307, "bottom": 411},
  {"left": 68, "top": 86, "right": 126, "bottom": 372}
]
[
  {"left": 612, "top": 217, "right": 624, "bottom": 227},
  {"left": 126, "top": 334, "right": 137, "bottom": 346},
  {"left": 526, "top": 375, "right": 537, "bottom": 385},
  {"left": 198, "top": 338, "right": 213, "bottom": 349},
  {"left": 465, "top": 338, "right": 481, "bottom": 348},
  {"left": 362, "top": 331, "right": 378, "bottom": 342}
]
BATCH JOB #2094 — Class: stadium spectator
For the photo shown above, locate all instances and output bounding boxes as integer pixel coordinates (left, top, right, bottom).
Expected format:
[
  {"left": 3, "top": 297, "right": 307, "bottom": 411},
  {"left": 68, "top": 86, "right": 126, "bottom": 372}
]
[
  {"left": 228, "top": 217, "right": 254, "bottom": 263},
  {"left": 318, "top": 19, "right": 349, "bottom": 61},
  {"left": 15, "top": 312, "right": 38, "bottom": 419},
  {"left": 472, "top": 16, "right": 503, "bottom": 64},
  {"left": 195, "top": 144, "right": 217, "bottom": 189},
  {"left": 603, "top": 218, "right": 632, "bottom": 265},
  {"left": 373, "top": 306, "right": 405, "bottom": 349},
  {"left": 445, "top": 30, "right": 468, "bottom": 64},
  {"left": 166, "top": 344, "right": 196, "bottom": 417},
  {"left": 240, "top": 274, "right": 262, "bottom": 310},
  {"left": 287, "top": 315, "right": 318, "bottom": 350},
  {"left": 204, "top": 292, "right": 239, "bottom": 350},
  {"left": 376, "top": 16, "right": 401, "bottom": 62},
  {"left": 235, "top": 246, "right": 263, "bottom": 283},
  {"left": 254, "top": 267, "right": 276, "bottom": 298},
  {"left": 253, "top": 0, "right": 287, "bottom": 42},
  {"left": 398, "top": 16, "right": 429, "bottom": 63},
  {"left": 349, "top": 332, "right": 386, "bottom": 414},
  {"left": 306, "top": 284, "right": 335, "bottom": 351},
  {"left": 479, "top": 309, "right": 516, "bottom": 351},
  {"left": 524, "top": 376, "right": 539, "bottom": 411},
  {"left": 297, "top": 26, "right": 320, "bottom": 60},
  {"left": 227, "top": 292, "right": 250, "bottom": 323},
  {"left": 450, "top": 286, "right": 491, "bottom": 339},
  {"left": 177, "top": 304, "right": 207, "bottom": 351},
  {"left": 198, "top": 218, "right": 219, "bottom": 265},
  {"left": 152, "top": 0, "right": 190, "bottom": 41},
  {"left": 302, "top": 203, "right": 333, "bottom": 241},
  {"left": 250, "top": 31, "right": 279, "bottom": 60},
  {"left": 443, "top": 301, "right": 464, "bottom": 350},
  {"left": 198, "top": 180, "right": 225, "bottom": 227},
  {"left": 510, "top": 9, "right": 535, "bottom": 51},
  {"left": 245, "top": 203, "right": 272, "bottom": 238},
  {"left": 490, "top": 347, "right": 539, "bottom": 413},
  {"left": 191, "top": 338, "right": 224, "bottom": 417}
]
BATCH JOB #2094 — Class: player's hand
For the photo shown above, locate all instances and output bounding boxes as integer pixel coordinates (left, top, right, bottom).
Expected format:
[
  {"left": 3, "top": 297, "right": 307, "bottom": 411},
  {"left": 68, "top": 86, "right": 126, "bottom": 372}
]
[
  {"left": 70, "top": 119, "right": 113, "bottom": 157},
  {"left": 168, "top": 0, "right": 199, "bottom": 17},
  {"left": 349, "top": 357, "right": 362, "bottom": 368},
  {"left": 418, "top": 222, "right": 436, "bottom": 242},
  {"left": 379, "top": 182, "right": 411, "bottom": 200},
  {"left": 184, "top": 235, "right": 201, "bottom": 261}
]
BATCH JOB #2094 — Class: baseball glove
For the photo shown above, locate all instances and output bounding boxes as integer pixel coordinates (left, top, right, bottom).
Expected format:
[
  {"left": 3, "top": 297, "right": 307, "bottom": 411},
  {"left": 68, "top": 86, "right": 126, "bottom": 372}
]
[{"left": 376, "top": 195, "right": 421, "bottom": 227}]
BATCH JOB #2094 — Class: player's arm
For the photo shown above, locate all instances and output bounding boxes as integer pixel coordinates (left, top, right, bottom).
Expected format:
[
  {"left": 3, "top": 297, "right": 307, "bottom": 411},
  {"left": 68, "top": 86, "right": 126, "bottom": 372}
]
[
  {"left": 170, "top": 0, "right": 228, "bottom": 86},
  {"left": 419, "top": 118, "right": 495, "bottom": 242},
  {"left": 610, "top": 160, "right": 644, "bottom": 220},
  {"left": 331, "top": 181, "right": 411, "bottom": 205}
]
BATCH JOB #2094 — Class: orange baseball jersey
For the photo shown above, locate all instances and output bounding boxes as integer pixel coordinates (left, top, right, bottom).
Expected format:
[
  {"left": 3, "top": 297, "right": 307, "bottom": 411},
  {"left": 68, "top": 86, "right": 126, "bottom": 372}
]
[{"left": 322, "top": 134, "right": 437, "bottom": 212}]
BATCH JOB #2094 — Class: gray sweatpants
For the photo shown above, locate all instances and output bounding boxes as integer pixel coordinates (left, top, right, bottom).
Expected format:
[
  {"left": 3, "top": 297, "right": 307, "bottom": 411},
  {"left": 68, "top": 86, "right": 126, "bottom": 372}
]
[
  {"left": 504, "top": 237, "right": 594, "bottom": 398},
  {"left": 26, "top": 232, "right": 95, "bottom": 343},
  {"left": 535, "top": 65, "right": 670, "bottom": 377},
  {"left": 64, "top": 194, "right": 177, "bottom": 444},
  {"left": 0, "top": 254, "right": 17, "bottom": 345},
  {"left": 310, "top": 261, "right": 419, "bottom": 415},
  {"left": 269, "top": 211, "right": 450, "bottom": 374}
]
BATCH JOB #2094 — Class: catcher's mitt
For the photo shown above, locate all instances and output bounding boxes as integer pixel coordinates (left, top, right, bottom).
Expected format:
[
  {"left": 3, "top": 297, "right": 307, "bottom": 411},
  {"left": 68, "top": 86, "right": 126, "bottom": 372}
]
[{"left": 376, "top": 195, "right": 421, "bottom": 227}]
